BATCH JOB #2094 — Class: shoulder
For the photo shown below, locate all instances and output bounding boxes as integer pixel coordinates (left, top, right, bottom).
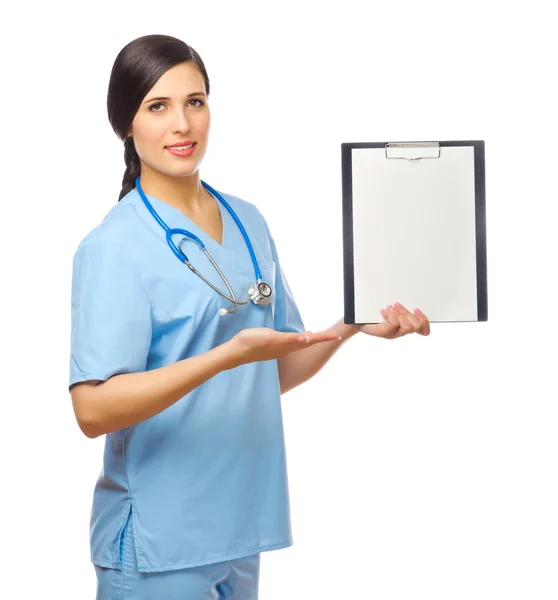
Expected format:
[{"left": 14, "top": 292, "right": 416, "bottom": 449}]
[
  {"left": 73, "top": 194, "right": 141, "bottom": 261},
  {"left": 216, "top": 189, "right": 270, "bottom": 233},
  {"left": 70, "top": 201, "right": 147, "bottom": 293},
  {"left": 69, "top": 198, "right": 147, "bottom": 293},
  {"left": 217, "top": 190, "right": 261, "bottom": 216}
]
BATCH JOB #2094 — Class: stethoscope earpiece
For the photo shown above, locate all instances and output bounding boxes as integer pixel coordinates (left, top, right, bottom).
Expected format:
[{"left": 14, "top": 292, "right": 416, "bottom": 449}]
[{"left": 219, "top": 308, "right": 228, "bottom": 316}]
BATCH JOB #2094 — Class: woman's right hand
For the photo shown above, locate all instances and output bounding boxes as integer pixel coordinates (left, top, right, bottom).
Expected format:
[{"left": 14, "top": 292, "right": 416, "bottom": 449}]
[{"left": 228, "top": 327, "right": 342, "bottom": 367}]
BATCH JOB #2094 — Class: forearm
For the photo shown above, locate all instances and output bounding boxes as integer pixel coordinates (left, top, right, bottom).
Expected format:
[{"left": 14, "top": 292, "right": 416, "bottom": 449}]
[
  {"left": 278, "top": 318, "right": 360, "bottom": 394},
  {"left": 73, "top": 340, "right": 241, "bottom": 438}
]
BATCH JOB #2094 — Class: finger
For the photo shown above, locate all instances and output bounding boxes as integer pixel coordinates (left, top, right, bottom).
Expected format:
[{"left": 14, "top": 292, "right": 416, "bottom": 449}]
[
  {"left": 273, "top": 331, "right": 311, "bottom": 345},
  {"left": 292, "top": 330, "right": 341, "bottom": 344},
  {"left": 286, "top": 330, "right": 337, "bottom": 344},
  {"left": 394, "top": 304, "right": 427, "bottom": 334},
  {"left": 381, "top": 307, "right": 399, "bottom": 325},
  {"left": 400, "top": 311, "right": 422, "bottom": 332},
  {"left": 380, "top": 308, "right": 402, "bottom": 332},
  {"left": 392, "top": 313, "right": 415, "bottom": 337},
  {"left": 286, "top": 331, "right": 342, "bottom": 347},
  {"left": 394, "top": 303, "right": 419, "bottom": 323},
  {"left": 309, "top": 331, "right": 344, "bottom": 342},
  {"left": 362, "top": 308, "right": 399, "bottom": 339},
  {"left": 414, "top": 308, "right": 429, "bottom": 322},
  {"left": 414, "top": 308, "right": 431, "bottom": 336},
  {"left": 286, "top": 331, "right": 340, "bottom": 350},
  {"left": 393, "top": 302, "right": 412, "bottom": 315}
]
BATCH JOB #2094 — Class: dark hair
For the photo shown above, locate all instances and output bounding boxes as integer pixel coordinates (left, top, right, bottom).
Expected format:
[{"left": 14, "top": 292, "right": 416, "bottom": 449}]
[{"left": 107, "top": 34, "right": 211, "bottom": 202}]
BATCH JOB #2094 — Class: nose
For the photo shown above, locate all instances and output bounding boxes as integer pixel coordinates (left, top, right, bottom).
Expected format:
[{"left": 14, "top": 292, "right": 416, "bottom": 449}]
[{"left": 170, "top": 107, "right": 193, "bottom": 134}]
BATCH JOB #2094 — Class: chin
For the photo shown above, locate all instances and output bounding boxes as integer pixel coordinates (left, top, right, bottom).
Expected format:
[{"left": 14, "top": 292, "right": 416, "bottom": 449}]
[{"left": 169, "top": 165, "right": 202, "bottom": 178}]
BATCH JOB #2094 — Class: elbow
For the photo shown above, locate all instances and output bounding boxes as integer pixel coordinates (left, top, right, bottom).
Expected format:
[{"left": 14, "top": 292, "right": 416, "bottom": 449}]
[
  {"left": 71, "top": 381, "right": 104, "bottom": 439},
  {"left": 78, "top": 418, "right": 103, "bottom": 439},
  {"left": 74, "top": 411, "right": 103, "bottom": 438},
  {"left": 279, "top": 375, "right": 296, "bottom": 395},
  {"left": 279, "top": 381, "right": 292, "bottom": 395}
]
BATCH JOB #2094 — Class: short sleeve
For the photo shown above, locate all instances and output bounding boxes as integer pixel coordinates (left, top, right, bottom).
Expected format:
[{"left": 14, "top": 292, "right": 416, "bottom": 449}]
[
  {"left": 69, "top": 236, "right": 152, "bottom": 391},
  {"left": 261, "top": 215, "right": 306, "bottom": 334}
]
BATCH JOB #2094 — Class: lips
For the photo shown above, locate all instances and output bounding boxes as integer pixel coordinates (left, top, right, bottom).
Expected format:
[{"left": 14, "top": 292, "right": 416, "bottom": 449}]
[
  {"left": 166, "top": 141, "right": 195, "bottom": 148},
  {"left": 165, "top": 143, "right": 197, "bottom": 157}
]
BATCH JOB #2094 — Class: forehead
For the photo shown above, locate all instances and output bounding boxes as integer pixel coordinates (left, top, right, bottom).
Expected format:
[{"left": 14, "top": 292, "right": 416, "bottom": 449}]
[{"left": 147, "top": 62, "right": 205, "bottom": 96}]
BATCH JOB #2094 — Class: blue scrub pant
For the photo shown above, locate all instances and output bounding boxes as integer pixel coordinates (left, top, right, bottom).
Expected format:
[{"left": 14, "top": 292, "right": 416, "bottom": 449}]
[{"left": 94, "top": 511, "right": 260, "bottom": 599}]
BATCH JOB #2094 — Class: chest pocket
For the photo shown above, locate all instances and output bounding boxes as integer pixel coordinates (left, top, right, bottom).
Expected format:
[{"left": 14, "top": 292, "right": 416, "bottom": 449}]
[
  {"left": 256, "top": 259, "right": 277, "bottom": 324},
  {"left": 220, "top": 211, "right": 276, "bottom": 323},
  {"left": 227, "top": 242, "right": 276, "bottom": 323}
]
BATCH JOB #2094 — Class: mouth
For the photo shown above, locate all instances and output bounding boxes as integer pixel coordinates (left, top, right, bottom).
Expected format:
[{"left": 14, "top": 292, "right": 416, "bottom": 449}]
[
  {"left": 165, "top": 142, "right": 196, "bottom": 150},
  {"left": 165, "top": 142, "right": 197, "bottom": 156}
]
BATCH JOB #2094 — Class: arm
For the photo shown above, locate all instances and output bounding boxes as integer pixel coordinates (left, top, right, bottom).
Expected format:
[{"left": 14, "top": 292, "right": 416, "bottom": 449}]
[
  {"left": 278, "top": 318, "right": 359, "bottom": 394},
  {"left": 71, "top": 339, "right": 241, "bottom": 439},
  {"left": 70, "top": 237, "right": 244, "bottom": 439},
  {"left": 277, "top": 305, "right": 432, "bottom": 394}
]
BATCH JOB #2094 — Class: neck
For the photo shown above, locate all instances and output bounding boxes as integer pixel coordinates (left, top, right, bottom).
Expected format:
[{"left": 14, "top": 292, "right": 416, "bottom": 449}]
[{"left": 137, "top": 164, "right": 209, "bottom": 213}]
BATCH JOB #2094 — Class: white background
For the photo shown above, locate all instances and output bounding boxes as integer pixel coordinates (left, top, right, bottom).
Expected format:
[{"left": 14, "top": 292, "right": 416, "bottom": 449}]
[{"left": 2, "top": 1, "right": 557, "bottom": 598}]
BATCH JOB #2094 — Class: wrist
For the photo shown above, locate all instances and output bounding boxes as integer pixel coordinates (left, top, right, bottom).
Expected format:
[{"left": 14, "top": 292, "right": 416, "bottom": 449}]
[
  {"left": 335, "top": 318, "right": 360, "bottom": 339},
  {"left": 218, "top": 338, "right": 246, "bottom": 370}
]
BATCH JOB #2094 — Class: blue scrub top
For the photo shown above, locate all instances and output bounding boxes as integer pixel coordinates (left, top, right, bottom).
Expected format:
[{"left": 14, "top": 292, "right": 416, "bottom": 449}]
[{"left": 69, "top": 185, "right": 305, "bottom": 572}]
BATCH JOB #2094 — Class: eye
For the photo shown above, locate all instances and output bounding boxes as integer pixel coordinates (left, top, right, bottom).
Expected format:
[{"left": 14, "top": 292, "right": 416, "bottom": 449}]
[{"left": 149, "top": 99, "right": 205, "bottom": 112}]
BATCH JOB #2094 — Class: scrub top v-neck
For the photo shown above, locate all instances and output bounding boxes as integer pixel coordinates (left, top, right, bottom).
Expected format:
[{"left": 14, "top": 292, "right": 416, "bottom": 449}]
[
  {"left": 143, "top": 187, "right": 233, "bottom": 265},
  {"left": 69, "top": 185, "right": 305, "bottom": 572}
]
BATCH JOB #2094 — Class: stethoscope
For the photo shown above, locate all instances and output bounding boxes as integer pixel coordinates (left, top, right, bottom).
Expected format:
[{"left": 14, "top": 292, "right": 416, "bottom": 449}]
[{"left": 135, "top": 175, "right": 272, "bottom": 316}]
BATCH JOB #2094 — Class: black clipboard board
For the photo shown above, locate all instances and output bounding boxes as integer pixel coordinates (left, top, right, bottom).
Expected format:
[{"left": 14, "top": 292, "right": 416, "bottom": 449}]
[{"left": 342, "top": 141, "right": 488, "bottom": 324}]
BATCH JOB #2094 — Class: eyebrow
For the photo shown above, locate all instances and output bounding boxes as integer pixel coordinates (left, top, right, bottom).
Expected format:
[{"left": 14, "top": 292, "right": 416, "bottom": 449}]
[{"left": 143, "top": 92, "right": 207, "bottom": 104}]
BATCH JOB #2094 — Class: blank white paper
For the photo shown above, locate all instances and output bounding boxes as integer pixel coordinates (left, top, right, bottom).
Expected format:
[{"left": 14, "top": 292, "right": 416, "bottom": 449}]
[{"left": 350, "top": 146, "right": 479, "bottom": 323}]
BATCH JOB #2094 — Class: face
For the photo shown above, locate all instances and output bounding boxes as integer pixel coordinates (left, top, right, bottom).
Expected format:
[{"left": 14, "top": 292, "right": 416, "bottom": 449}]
[{"left": 127, "top": 61, "right": 210, "bottom": 178}]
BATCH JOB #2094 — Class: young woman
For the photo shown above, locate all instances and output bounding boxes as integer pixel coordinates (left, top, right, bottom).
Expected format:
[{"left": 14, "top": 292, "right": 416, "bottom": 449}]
[{"left": 69, "top": 34, "right": 430, "bottom": 600}]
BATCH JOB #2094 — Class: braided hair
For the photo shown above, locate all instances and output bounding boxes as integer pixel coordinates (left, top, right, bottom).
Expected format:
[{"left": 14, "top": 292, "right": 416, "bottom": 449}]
[
  {"left": 121, "top": 136, "right": 141, "bottom": 201},
  {"left": 106, "top": 34, "right": 211, "bottom": 202}
]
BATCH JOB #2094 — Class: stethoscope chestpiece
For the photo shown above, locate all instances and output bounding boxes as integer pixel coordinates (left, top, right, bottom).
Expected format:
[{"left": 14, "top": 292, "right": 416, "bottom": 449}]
[
  {"left": 219, "top": 281, "right": 272, "bottom": 316},
  {"left": 248, "top": 280, "right": 273, "bottom": 306}
]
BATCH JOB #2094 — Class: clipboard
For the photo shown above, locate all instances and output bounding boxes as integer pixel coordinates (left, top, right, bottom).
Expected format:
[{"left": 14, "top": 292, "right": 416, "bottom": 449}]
[{"left": 342, "top": 141, "right": 488, "bottom": 324}]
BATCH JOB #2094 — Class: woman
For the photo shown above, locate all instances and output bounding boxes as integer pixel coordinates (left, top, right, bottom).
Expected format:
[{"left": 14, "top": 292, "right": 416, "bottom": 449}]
[{"left": 69, "top": 34, "right": 430, "bottom": 600}]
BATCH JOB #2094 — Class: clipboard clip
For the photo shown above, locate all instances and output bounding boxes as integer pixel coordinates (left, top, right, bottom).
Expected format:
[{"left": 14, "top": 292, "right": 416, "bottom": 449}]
[{"left": 385, "top": 142, "right": 441, "bottom": 161}]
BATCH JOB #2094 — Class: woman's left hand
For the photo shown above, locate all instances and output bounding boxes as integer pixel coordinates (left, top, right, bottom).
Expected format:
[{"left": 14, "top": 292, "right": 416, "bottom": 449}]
[{"left": 358, "top": 303, "right": 431, "bottom": 339}]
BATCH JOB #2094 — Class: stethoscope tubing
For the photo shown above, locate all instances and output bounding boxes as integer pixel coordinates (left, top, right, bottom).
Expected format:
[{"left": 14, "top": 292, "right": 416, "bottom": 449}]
[
  {"left": 135, "top": 175, "right": 262, "bottom": 281},
  {"left": 134, "top": 175, "right": 271, "bottom": 314}
]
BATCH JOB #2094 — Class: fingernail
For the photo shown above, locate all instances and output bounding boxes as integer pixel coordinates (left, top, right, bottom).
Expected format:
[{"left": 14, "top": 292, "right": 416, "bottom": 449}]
[
  {"left": 337, "top": 336, "right": 343, "bottom": 340},
  {"left": 297, "top": 335, "right": 307, "bottom": 342}
]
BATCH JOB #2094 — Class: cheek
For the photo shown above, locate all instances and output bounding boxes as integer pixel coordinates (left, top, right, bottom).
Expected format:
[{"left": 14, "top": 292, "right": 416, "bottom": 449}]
[
  {"left": 143, "top": 122, "right": 168, "bottom": 142},
  {"left": 134, "top": 123, "right": 168, "bottom": 159},
  {"left": 198, "top": 112, "right": 211, "bottom": 137}
]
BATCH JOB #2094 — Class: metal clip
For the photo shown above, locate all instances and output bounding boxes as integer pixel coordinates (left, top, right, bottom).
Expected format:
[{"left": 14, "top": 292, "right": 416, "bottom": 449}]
[{"left": 385, "top": 142, "right": 441, "bottom": 161}]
